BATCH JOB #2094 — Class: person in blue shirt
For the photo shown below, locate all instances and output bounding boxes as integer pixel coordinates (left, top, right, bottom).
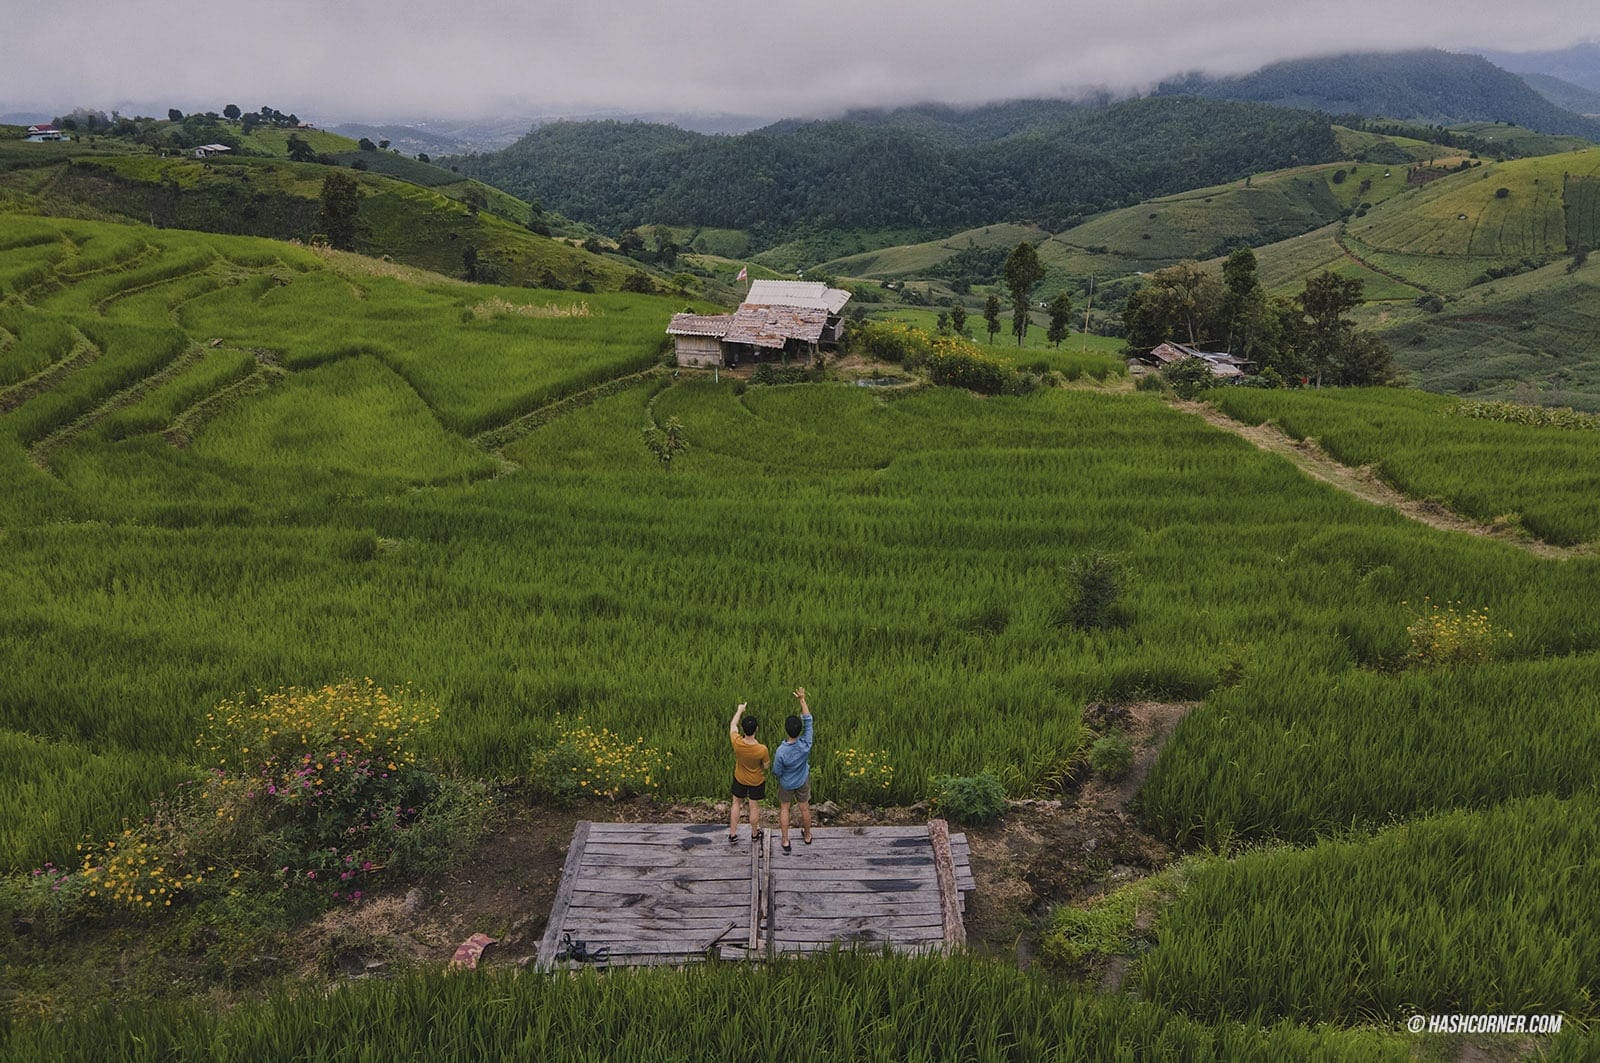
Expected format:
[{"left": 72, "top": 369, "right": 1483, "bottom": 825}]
[{"left": 773, "top": 686, "right": 815, "bottom": 854}]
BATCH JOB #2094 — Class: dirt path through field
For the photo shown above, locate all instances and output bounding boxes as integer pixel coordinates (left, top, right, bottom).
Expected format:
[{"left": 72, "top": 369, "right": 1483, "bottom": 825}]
[{"left": 1177, "top": 400, "right": 1586, "bottom": 560}]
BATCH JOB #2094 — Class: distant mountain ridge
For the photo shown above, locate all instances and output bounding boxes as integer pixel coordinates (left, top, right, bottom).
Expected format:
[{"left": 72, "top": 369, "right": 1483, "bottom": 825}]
[
  {"left": 1160, "top": 50, "right": 1600, "bottom": 139},
  {"left": 1480, "top": 42, "right": 1600, "bottom": 93},
  {"left": 449, "top": 96, "right": 1340, "bottom": 245},
  {"left": 1518, "top": 73, "right": 1600, "bottom": 117}
]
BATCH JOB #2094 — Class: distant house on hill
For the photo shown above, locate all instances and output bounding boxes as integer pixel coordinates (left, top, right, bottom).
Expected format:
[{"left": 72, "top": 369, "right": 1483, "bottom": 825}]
[
  {"left": 1144, "top": 341, "right": 1251, "bottom": 380},
  {"left": 666, "top": 280, "right": 852, "bottom": 369},
  {"left": 24, "top": 124, "right": 66, "bottom": 143},
  {"left": 193, "top": 143, "right": 232, "bottom": 158}
]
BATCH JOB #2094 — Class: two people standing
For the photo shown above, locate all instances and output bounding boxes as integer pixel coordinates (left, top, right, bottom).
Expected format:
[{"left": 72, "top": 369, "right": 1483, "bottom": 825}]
[{"left": 728, "top": 687, "right": 814, "bottom": 853}]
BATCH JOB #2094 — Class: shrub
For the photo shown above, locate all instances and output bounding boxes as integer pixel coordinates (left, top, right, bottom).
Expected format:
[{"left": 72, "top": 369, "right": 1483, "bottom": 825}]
[
  {"left": 1161, "top": 356, "right": 1215, "bottom": 400},
  {"left": 527, "top": 715, "right": 670, "bottom": 804},
  {"left": 1134, "top": 372, "right": 1168, "bottom": 393},
  {"left": 847, "top": 321, "right": 1021, "bottom": 394},
  {"left": 929, "top": 772, "right": 1007, "bottom": 824},
  {"left": 750, "top": 363, "right": 815, "bottom": 385},
  {"left": 1089, "top": 734, "right": 1135, "bottom": 781},
  {"left": 40, "top": 681, "right": 493, "bottom": 917},
  {"left": 831, "top": 747, "right": 894, "bottom": 802},
  {"left": 1404, "top": 598, "right": 1512, "bottom": 667},
  {"left": 1053, "top": 552, "right": 1126, "bottom": 631}
]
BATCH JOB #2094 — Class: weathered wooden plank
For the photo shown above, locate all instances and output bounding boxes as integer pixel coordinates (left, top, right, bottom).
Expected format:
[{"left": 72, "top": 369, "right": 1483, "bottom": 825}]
[
  {"left": 772, "top": 914, "right": 945, "bottom": 933},
  {"left": 568, "top": 906, "right": 750, "bottom": 924},
  {"left": 579, "top": 839, "right": 735, "bottom": 855},
  {"left": 747, "top": 826, "right": 760, "bottom": 952},
  {"left": 572, "top": 878, "right": 752, "bottom": 896},
  {"left": 536, "top": 821, "right": 590, "bottom": 970},
  {"left": 568, "top": 895, "right": 749, "bottom": 913},
  {"left": 773, "top": 869, "right": 936, "bottom": 884},
  {"left": 768, "top": 878, "right": 937, "bottom": 893},
  {"left": 555, "top": 930, "right": 743, "bottom": 945},
  {"left": 769, "top": 930, "right": 942, "bottom": 945},
  {"left": 578, "top": 851, "right": 750, "bottom": 868},
  {"left": 763, "top": 829, "right": 776, "bottom": 959},
  {"left": 586, "top": 822, "right": 730, "bottom": 835},
  {"left": 563, "top": 916, "right": 754, "bottom": 934},
  {"left": 770, "top": 940, "right": 944, "bottom": 955},
  {"left": 769, "top": 855, "right": 936, "bottom": 871},
  {"left": 572, "top": 858, "right": 752, "bottom": 877},
  {"left": 772, "top": 897, "right": 944, "bottom": 917},
  {"left": 929, "top": 818, "right": 966, "bottom": 948}
]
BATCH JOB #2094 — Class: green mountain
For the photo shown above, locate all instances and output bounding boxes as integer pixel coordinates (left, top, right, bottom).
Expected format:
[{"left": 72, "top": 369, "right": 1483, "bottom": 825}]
[
  {"left": 1162, "top": 50, "right": 1600, "bottom": 139},
  {"left": 1519, "top": 73, "right": 1600, "bottom": 117},
  {"left": 0, "top": 136, "right": 646, "bottom": 292},
  {"left": 448, "top": 97, "right": 1340, "bottom": 245}
]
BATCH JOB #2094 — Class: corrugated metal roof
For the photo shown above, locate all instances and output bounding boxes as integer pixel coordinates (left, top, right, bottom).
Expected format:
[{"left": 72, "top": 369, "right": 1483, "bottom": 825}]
[
  {"left": 743, "top": 279, "right": 851, "bottom": 314},
  {"left": 723, "top": 305, "right": 829, "bottom": 348},
  {"left": 666, "top": 313, "right": 733, "bottom": 338}
]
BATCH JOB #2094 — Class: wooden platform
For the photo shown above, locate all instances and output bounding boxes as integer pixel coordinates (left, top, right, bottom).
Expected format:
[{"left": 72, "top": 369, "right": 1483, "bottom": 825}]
[{"left": 536, "top": 821, "right": 975, "bottom": 969}]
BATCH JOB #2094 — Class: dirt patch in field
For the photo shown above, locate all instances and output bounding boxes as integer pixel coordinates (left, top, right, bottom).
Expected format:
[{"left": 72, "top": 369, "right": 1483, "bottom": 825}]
[
  {"left": 302, "top": 701, "right": 1196, "bottom": 976},
  {"left": 1178, "top": 400, "right": 1588, "bottom": 560}
]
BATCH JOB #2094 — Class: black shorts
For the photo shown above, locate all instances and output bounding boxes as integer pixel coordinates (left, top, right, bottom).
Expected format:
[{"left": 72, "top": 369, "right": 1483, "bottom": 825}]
[{"left": 731, "top": 778, "right": 766, "bottom": 800}]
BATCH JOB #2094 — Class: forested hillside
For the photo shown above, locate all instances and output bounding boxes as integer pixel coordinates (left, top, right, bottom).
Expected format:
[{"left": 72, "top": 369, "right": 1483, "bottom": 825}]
[
  {"left": 449, "top": 97, "right": 1340, "bottom": 245},
  {"left": 1162, "top": 50, "right": 1600, "bottom": 139}
]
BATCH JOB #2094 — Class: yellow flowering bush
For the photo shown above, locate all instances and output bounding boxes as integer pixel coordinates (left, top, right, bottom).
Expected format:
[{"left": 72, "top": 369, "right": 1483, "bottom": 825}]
[
  {"left": 22, "top": 680, "right": 486, "bottom": 920},
  {"left": 528, "top": 715, "right": 669, "bottom": 804},
  {"left": 1405, "top": 598, "right": 1513, "bottom": 666},
  {"left": 832, "top": 747, "right": 895, "bottom": 802}
]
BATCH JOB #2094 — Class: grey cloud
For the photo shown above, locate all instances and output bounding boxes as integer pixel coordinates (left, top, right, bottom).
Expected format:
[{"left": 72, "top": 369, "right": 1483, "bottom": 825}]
[{"left": 1, "top": 0, "right": 1595, "bottom": 122}]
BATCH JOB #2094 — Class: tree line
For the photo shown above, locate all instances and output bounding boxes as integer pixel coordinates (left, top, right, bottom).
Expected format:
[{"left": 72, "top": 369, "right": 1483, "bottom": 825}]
[
  {"left": 1123, "top": 249, "right": 1397, "bottom": 387},
  {"left": 447, "top": 97, "right": 1340, "bottom": 249}
]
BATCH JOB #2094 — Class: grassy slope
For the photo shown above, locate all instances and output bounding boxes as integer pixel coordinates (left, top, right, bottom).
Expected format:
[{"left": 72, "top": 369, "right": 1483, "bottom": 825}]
[
  {"left": 1370, "top": 253, "right": 1600, "bottom": 407},
  {"left": 0, "top": 151, "right": 637, "bottom": 292},
  {"left": 1347, "top": 147, "right": 1600, "bottom": 262},
  {"left": 819, "top": 223, "right": 1048, "bottom": 279}
]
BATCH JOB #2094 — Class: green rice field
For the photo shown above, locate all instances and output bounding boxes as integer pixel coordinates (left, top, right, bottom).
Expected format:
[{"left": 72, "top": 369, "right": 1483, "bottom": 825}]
[{"left": 4, "top": 209, "right": 1600, "bottom": 1054}]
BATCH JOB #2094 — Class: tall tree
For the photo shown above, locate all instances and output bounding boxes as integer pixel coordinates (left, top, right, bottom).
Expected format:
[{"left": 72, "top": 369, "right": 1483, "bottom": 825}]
[
  {"left": 1046, "top": 291, "right": 1073, "bottom": 348},
  {"left": 1003, "top": 242, "right": 1045, "bottom": 346},
  {"left": 222, "top": 104, "right": 241, "bottom": 121},
  {"left": 286, "top": 133, "right": 316, "bottom": 163},
  {"left": 950, "top": 303, "right": 969, "bottom": 338},
  {"left": 1298, "top": 272, "right": 1364, "bottom": 387},
  {"left": 1218, "top": 247, "right": 1261, "bottom": 353},
  {"left": 1293, "top": 272, "right": 1397, "bottom": 386},
  {"left": 983, "top": 294, "right": 1002, "bottom": 345},
  {"left": 1122, "top": 261, "right": 1223, "bottom": 351},
  {"left": 318, "top": 171, "right": 362, "bottom": 250},
  {"left": 167, "top": 108, "right": 183, "bottom": 123}
]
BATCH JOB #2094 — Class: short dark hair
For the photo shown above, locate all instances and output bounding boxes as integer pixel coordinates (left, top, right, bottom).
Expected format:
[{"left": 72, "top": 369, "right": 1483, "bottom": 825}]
[
  {"left": 785, "top": 715, "right": 802, "bottom": 738},
  {"left": 741, "top": 715, "right": 759, "bottom": 736}
]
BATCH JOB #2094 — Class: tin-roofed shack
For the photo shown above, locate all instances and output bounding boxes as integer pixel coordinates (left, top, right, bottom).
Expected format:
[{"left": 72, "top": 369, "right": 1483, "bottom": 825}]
[
  {"left": 666, "top": 281, "right": 851, "bottom": 369},
  {"left": 1143, "top": 341, "right": 1252, "bottom": 380}
]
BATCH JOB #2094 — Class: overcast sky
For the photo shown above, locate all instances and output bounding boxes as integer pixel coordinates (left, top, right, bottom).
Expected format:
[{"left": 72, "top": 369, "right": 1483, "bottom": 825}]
[{"left": 2, "top": 1, "right": 1596, "bottom": 123}]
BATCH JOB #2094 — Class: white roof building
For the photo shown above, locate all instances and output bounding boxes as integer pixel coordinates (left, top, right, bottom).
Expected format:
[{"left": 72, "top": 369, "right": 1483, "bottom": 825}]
[{"left": 742, "top": 280, "right": 851, "bottom": 315}]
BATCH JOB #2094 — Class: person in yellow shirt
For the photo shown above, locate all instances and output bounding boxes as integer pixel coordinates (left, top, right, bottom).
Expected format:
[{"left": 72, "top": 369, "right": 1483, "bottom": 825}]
[{"left": 728, "top": 701, "right": 769, "bottom": 844}]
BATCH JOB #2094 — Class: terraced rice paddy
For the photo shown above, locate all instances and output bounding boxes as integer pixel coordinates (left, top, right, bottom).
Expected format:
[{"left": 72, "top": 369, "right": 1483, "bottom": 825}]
[{"left": 4, "top": 212, "right": 1600, "bottom": 1055}]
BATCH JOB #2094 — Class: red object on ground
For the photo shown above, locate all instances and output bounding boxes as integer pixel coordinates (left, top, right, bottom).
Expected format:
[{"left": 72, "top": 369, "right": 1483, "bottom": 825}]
[{"left": 450, "top": 933, "right": 497, "bottom": 969}]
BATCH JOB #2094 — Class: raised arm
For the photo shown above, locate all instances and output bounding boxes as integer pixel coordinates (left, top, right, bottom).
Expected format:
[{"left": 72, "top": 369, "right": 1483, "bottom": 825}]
[
  {"left": 793, "top": 687, "right": 814, "bottom": 751},
  {"left": 730, "top": 701, "right": 747, "bottom": 737}
]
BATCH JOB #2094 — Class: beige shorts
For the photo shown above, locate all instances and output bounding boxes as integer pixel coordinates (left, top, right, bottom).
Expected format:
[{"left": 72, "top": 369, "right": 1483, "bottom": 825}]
[{"left": 777, "top": 782, "right": 811, "bottom": 805}]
